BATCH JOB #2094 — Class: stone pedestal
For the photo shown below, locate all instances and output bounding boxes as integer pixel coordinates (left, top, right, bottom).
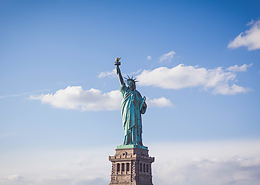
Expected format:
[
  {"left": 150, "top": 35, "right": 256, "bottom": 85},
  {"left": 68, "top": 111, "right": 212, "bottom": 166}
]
[{"left": 109, "top": 147, "right": 155, "bottom": 185}]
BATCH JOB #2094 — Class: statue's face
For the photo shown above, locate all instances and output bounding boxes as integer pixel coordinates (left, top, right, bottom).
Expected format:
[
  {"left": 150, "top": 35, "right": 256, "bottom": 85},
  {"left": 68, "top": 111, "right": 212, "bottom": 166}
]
[{"left": 127, "top": 80, "right": 135, "bottom": 90}]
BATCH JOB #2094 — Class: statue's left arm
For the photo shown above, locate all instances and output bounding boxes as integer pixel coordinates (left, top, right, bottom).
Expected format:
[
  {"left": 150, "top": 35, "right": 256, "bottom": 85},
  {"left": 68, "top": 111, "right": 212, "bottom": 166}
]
[
  {"left": 139, "top": 96, "right": 147, "bottom": 114},
  {"left": 140, "top": 101, "right": 147, "bottom": 114}
]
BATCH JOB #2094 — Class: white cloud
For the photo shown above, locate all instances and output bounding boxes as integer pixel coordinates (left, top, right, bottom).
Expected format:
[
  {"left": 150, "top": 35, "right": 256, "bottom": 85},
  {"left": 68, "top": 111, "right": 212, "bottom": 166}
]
[
  {"left": 97, "top": 69, "right": 116, "bottom": 78},
  {"left": 30, "top": 86, "right": 172, "bottom": 111},
  {"left": 228, "top": 20, "right": 260, "bottom": 50},
  {"left": 213, "top": 84, "right": 250, "bottom": 95},
  {"left": 29, "top": 86, "right": 122, "bottom": 111},
  {"left": 226, "top": 63, "right": 253, "bottom": 72},
  {"left": 147, "top": 55, "right": 152, "bottom": 60},
  {"left": 159, "top": 51, "right": 176, "bottom": 62},
  {"left": 136, "top": 64, "right": 251, "bottom": 95},
  {"left": 147, "top": 97, "right": 173, "bottom": 107}
]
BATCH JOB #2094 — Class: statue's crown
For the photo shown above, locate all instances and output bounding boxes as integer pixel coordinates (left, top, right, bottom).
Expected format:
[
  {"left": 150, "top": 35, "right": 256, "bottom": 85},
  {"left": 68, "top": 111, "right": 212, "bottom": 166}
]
[{"left": 124, "top": 75, "right": 138, "bottom": 83}]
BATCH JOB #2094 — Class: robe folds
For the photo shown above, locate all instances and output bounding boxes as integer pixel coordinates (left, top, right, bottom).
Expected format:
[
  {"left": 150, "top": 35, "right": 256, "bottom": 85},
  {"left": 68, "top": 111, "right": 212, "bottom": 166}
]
[{"left": 120, "top": 83, "right": 146, "bottom": 146}]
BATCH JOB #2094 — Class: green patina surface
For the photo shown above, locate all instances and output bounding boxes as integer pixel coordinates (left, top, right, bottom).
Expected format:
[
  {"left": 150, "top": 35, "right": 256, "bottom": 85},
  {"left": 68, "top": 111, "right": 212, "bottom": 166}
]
[
  {"left": 115, "top": 59, "right": 148, "bottom": 149},
  {"left": 116, "top": 144, "right": 148, "bottom": 150}
]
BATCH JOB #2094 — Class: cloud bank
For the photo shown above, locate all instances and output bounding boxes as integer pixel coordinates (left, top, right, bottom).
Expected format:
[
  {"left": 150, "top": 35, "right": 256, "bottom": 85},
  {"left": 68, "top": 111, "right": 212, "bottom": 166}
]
[
  {"left": 152, "top": 140, "right": 260, "bottom": 185},
  {"left": 30, "top": 86, "right": 172, "bottom": 111},
  {"left": 228, "top": 20, "right": 260, "bottom": 50},
  {"left": 154, "top": 156, "right": 260, "bottom": 185},
  {"left": 1, "top": 140, "right": 260, "bottom": 185},
  {"left": 136, "top": 64, "right": 251, "bottom": 95}
]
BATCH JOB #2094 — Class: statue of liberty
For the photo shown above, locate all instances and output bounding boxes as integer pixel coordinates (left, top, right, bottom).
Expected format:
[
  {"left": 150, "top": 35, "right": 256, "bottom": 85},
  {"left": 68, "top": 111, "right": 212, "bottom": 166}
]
[{"left": 115, "top": 58, "right": 147, "bottom": 149}]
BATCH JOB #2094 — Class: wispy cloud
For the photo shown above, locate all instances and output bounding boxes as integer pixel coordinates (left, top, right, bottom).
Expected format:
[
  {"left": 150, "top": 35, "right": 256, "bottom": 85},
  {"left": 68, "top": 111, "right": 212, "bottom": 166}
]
[
  {"left": 0, "top": 133, "right": 16, "bottom": 138},
  {"left": 147, "top": 55, "right": 152, "bottom": 60},
  {"left": 226, "top": 63, "right": 253, "bottom": 72},
  {"left": 128, "top": 69, "right": 142, "bottom": 76},
  {"left": 137, "top": 64, "right": 251, "bottom": 95},
  {"left": 98, "top": 69, "right": 142, "bottom": 79},
  {"left": 228, "top": 20, "right": 260, "bottom": 50},
  {"left": 97, "top": 69, "right": 117, "bottom": 78},
  {"left": 2, "top": 175, "right": 24, "bottom": 181},
  {"left": 30, "top": 86, "right": 172, "bottom": 111},
  {"left": 0, "top": 89, "right": 51, "bottom": 99},
  {"left": 159, "top": 51, "right": 176, "bottom": 63}
]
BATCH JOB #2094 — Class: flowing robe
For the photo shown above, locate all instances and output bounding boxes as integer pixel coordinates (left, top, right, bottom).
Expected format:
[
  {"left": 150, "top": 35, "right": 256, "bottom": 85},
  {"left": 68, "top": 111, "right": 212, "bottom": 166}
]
[{"left": 120, "top": 83, "right": 146, "bottom": 146}]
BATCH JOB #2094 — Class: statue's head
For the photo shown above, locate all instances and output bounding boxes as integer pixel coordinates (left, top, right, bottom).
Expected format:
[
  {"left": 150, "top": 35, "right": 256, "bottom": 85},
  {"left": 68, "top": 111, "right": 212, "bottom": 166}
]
[{"left": 125, "top": 76, "right": 137, "bottom": 90}]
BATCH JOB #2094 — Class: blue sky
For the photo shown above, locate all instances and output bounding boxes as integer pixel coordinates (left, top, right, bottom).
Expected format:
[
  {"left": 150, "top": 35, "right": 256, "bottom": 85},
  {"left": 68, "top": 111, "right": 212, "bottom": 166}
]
[{"left": 1, "top": 1, "right": 260, "bottom": 185}]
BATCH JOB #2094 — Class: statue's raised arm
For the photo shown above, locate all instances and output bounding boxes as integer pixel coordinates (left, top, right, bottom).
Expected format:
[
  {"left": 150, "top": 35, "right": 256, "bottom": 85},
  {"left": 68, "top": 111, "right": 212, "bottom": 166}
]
[{"left": 115, "top": 58, "right": 124, "bottom": 85}]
